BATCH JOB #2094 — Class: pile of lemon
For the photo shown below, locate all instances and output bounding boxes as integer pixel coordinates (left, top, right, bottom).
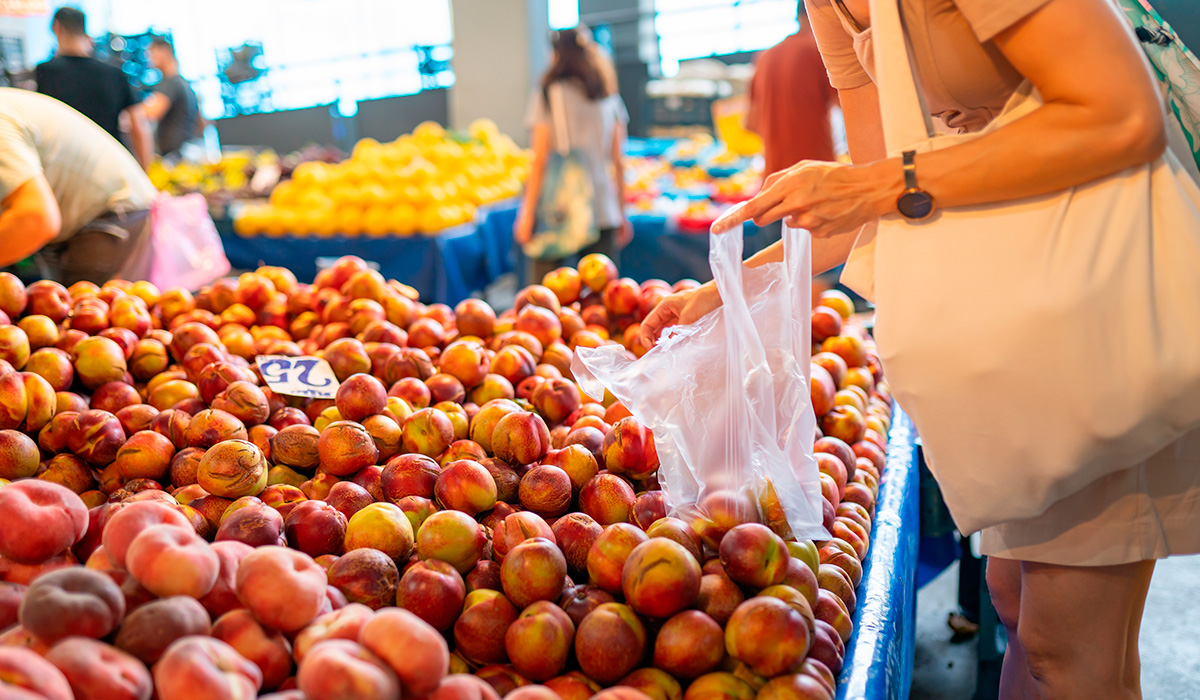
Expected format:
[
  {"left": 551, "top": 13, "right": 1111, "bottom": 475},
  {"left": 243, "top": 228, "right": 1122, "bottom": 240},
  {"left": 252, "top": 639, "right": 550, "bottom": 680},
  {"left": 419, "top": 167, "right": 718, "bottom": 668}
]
[
  {"left": 149, "top": 150, "right": 268, "bottom": 197},
  {"left": 234, "top": 120, "right": 530, "bottom": 238}
]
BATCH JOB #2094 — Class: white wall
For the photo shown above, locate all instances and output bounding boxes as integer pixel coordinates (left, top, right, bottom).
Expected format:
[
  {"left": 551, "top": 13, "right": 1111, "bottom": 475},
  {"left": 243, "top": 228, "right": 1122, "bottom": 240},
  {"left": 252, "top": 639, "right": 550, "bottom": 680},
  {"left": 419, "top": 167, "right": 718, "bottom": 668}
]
[{"left": 448, "top": 0, "right": 549, "bottom": 146}]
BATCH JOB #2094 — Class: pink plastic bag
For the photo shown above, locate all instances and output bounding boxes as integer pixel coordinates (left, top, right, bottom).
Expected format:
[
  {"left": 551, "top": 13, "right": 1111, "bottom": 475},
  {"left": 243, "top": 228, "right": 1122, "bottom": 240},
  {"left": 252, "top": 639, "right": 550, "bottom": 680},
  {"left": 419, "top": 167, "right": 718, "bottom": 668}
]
[
  {"left": 572, "top": 223, "right": 825, "bottom": 542},
  {"left": 149, "top": 193, "right": 231, "bottom": 291}
]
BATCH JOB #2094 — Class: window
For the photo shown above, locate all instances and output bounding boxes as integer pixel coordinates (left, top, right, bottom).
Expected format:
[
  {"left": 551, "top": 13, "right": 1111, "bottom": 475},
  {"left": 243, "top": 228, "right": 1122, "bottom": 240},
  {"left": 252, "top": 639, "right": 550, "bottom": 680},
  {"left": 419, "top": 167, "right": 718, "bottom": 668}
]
[
  {"left": 91, "top": 0, "right": 453, "bottom": 119},
  {"left": 654, "top": 0, "right": 798, "bottom": 75},
  {"left": 549, "top": 0, "right": 580, "bottom": 31}
]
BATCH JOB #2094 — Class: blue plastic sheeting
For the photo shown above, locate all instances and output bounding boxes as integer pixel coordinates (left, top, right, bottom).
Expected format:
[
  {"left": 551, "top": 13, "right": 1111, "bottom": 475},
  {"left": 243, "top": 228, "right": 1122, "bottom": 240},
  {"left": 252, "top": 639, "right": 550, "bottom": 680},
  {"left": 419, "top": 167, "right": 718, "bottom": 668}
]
[
  {"left": 837, "top": 407, "right": 919, "bottom": 700},
  {"left": 216, "top": 200, "right": 520, "bottom": 306},
  {"left": 618, "top": 215, "right": 780, "bottom": 283}
]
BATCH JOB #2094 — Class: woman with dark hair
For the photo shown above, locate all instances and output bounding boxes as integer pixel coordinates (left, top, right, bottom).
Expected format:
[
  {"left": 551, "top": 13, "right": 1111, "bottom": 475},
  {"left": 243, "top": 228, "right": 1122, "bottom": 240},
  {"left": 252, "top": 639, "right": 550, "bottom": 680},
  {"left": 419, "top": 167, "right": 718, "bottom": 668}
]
[{"left": 516, "top": 26, "right": 631, "bottom": 282}]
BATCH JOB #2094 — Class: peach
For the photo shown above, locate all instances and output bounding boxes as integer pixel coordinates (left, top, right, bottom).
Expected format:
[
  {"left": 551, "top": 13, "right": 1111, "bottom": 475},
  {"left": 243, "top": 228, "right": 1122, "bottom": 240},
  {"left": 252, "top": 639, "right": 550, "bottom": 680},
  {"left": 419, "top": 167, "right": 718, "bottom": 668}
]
[
  {"left": 401, "top": 408, "right": 455, "bottom": 457},
  {"left": 468, "top": 374, "right": 515, "bottom": 406},
  {"left": 69, "top": 336, "right": 126, "bottom": 390},
  {"left": 490, "top": 345, "right": 537, "bottom": 388},
  {"left": 36, "top": 411, "right": 75, "bottom": 456},
  {"left": 781, "top": 556, "right": 820, "bottom": 609},
  {"left": 550, "top": 512, "right": 602, "bottom": 575},
  {"left": 197, "top": 439, "right": 267, "bottom": 499},
  {"left": 453, "top": 589, "right": 519, "bottom": 666},
  {"left": 493, "top": 511, "right": 555, "bottom": 560},
  {"left": 518, "top": 465, "right": 572, "bottom": 518},
  {"left": 19, "top": 568, "right": 124, "bottom": 644},
  {"left": 344, "top": 502, "right": 414, "bottom": 561},
  {"left": 530, "top": 378, "right": 581, "bottom": 426},
  {"left": 199, "top": 540, "right": 254, "bottom": 619},
  {"left": 112, "top": 430, "right": 174, "bottom": 482},
  {"left": 681, "top": 673, "right": 756, "bottom": 700},
  {"left": 645, "top": 517, "right": 703, "bottom": 561},
  {"left": 116, "top": 404, "right": 159, "bottom": 436},
  {"left": 492, "top": 411, "right": 551, "bottom": 466},
  {"left": 433, "top": 674, "right": 504, "bottom": 700},
  {"left": 688, "top": 489, "right": 760, "bottom": 550},
  {"left": 210, "top": 382, "right": 269, "bottom": 427},
  {"left": 587, "top": 523, "right": 649, "bottom": 594},
  {"left": 0, "top": 326, "right": 30, "bottom": 370},
  {"left": 395, "top": 558, "right": 465, "bottom": 631},
  {"left": 514, "top": 305, "right": 562, "bottom": 349},
  {"left": 210, "top": 609, "right": 293, "bottom": 691},
  {"left": 269, "top": 407, "right": 310, "bottom": 430},
  {"left": 0, "top": 429, "right": 39, "bottom": 480},
  {"left": 719, "top": 523, "right": 789, "bottom": 589},
  {"left": 25, "top": 347, "right": 73, "bottom": 391},
  {"left": 284, "top": 501, "right": 348, "bottom": 558},
  {"left": 0, "top": 273, "right": 26, "bottom": 318},
  {"left": 558, "top": 582, "right": 616, "bottom": 627},
  {"left": 327, "top": 548, "right": 399, "bottom": 610},
  {"left": 126, "top": 524, "right": 219, "bottom": 598},
  {"left": 622, "top": 538, "right": 701, "bottom": 618},
  {"left": 186, "top": 409, "right": 248, "bottom": 448},
  {"left": 500, "top": 537, "right": 568, "bottom": 609},
  {"left": 755, "top": 674, "right": 833, "bottom": 700},
  {"left": 724, "top": 597, "right": 811, "bottom": 677},
  {"left": 697, "top": 573, "right": 745, "bottom": 626},
  {"left": 236, "top": 546, "right": 327, "bottom": 633},
  {"left": 322, "top": 338, "right": 373, "bottom": 382},
  {"left": 299, "top": 472, "right": 339, "bottom": 501},
  {"left": 562, "top": 425, "right": 605, "bottom": 463},
  {"left": 384, "top": 349, "right": 434, "bottom": 387},
  {"left": 45, "top": 637, "right": 152, "bottom": 700},
  {"left": 67, "top": 409, "right": 126, "bottom": 466},
  {"left": 633, "top": 490, "right": 668, "bottom": 529},
  {"left": 466, "top": 559, "right": 502, "bottom": 593},
  {"left": 0, "top": 480, "right": 88, "bottom": 564},
  {"left": 153, "top": 636, "right": 263, "bottom": 700},
  {"left": 101, "top": 500, "right": 189, "bottom": 568},
  {"left": 544, "top": 674, "right": 600, "bottom": 700},
  {"left": 440, "top": 341, "right": 490, "bottom": 390},
  {"left": 334, "top": 373, "right": 387, "bottom": 423},
  {"left": 478, "top": 457, "right": 520, "bottom": 503},
  {"left": 317, "top": 421, "right": 379, "bottom": 476},
  {"left": 89, "top": 381, "right": 140, "bottom": 415},
  {"left": 652, "top": 610, "right": 725, "bottom": 680},
  {"left": 0, "top": 646, "right": 74, "bottom": 699},
  {"left": 271, "top": 424, "right": 321, "bottom": 471},
  {"left": 149, "top": 408, "right": 191, "bottom": 448},
  {"left": 435, "top": 459, "right": 498, "bottom": 515},
  {"left": 579, "top": 473, "right": 636, "bottom": 525},
  {"left": 215, "top": 503, "right": 286, "bottom": 548},
  {"left": 416, "top": 509, "right": 486, "bottom": 574},
  {"left": 574, "top": 602, "right": 645, "bottom": 684},
  {"left": 602, "top": 417, "right": 659, "bottom": 480},
  {"left": 381, "top": 453, "right": 441, "bottom": 501},
  {"left": 356, "top": 414, "right": 399, "bottom": 462},
  {"left": 813, "top": 589, "right": 853, "bottom": 643},
  {"left": 502, "top": 601, "right": 573, "bottom": 682},
  {"left": 321, "top": 481, "right": 369, "bottom": 522},
  {"left": 292, "top": 603, "right": 374, "bottom": 665},
  {"left": 809, "top": 620, "right": 844, "bottom": 676},
  {"left": 360, "top": 607, "right": 450, "bottom": 696},
  {"left": 841, "top": 482, "right": 876, "bottom": 519},
  {"left": 115, "top": 596, "right": 211, "bottom": 664}
]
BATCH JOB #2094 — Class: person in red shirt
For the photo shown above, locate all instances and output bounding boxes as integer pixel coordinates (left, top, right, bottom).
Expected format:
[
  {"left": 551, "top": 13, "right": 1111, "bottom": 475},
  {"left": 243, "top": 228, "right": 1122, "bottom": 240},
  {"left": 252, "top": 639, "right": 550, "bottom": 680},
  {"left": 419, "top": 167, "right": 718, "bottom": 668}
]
[{"left": 746, "top": 2, "right": 838, "bottom": 178}]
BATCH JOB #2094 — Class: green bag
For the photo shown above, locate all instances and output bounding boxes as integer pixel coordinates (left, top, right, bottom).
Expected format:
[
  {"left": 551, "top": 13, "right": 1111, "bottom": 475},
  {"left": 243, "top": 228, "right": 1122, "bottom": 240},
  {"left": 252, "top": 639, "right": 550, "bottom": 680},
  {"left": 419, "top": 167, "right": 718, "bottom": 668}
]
[
  {"left": 525, "top": 83, "right": 600, "bottom": 260},
  {"left": 1118, "top": 0, "right": 1200, "bottom": 173}
]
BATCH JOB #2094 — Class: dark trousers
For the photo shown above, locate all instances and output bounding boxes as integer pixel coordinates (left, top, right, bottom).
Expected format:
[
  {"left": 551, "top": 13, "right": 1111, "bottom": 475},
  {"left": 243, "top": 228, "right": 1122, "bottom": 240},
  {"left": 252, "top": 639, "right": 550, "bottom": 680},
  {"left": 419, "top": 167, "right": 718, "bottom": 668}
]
[
  {"left": 528, "top": 227, "right": 620, "bottom": 286},
  {"left": 8, "top": 210, "right": 153, "bottom": 286}
]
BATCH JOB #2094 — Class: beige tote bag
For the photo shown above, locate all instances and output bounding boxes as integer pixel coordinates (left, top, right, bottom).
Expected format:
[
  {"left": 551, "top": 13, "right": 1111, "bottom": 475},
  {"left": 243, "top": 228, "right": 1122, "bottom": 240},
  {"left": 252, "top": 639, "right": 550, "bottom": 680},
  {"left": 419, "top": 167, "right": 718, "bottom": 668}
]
[{"left": 840, "top": 0, "right": 1200, "bottom": 534}]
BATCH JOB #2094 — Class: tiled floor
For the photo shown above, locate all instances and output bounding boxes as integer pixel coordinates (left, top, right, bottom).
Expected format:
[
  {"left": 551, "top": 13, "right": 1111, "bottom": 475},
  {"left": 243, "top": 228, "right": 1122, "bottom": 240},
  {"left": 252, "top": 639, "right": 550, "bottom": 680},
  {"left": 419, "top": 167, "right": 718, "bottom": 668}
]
[{"left": 911, "top": 554, "right": 1200, "bottom": 699}]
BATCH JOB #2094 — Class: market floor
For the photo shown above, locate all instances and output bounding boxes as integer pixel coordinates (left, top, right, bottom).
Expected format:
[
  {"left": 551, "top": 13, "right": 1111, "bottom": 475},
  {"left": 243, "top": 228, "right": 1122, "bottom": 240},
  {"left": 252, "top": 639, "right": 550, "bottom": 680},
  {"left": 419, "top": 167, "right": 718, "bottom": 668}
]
[{"left": 910, "top": 554, "right": 1200, "bottom": 699}]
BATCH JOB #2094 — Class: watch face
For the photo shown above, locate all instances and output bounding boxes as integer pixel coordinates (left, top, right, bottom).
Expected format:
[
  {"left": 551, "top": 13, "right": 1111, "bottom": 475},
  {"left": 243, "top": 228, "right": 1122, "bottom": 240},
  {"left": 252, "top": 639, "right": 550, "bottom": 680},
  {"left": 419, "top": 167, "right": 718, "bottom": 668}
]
[{"left": 898, "top": 190, "right": 934, "bottom": 220}]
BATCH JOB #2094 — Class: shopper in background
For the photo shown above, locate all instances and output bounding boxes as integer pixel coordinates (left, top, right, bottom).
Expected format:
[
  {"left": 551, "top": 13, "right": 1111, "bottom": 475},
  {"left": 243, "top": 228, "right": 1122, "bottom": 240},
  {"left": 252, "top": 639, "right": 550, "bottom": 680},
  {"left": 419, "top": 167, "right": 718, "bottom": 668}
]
[
  {"left": 143, "top": 36, "right": 199, "bottom": 159},
  {"left": 35, "top": 6, "right": 153, "bottom": 170},
  {"left": 745, "top": 1, "right": 838, "bottom": 178},
  {"left": 644, "top": 1, "right": 1199, "bottom": 699},
  {"left": 0, "top": 88, "right": 156, "bottom": 284},
  {"left": 516, "top": 25, "right": 631, "bottom": 283}
]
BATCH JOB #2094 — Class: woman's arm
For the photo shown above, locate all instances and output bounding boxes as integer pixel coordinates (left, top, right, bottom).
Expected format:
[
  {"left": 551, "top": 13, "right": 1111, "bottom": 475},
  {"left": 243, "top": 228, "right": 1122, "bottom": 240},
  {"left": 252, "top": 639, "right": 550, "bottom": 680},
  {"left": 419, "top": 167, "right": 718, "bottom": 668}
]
[
  {"left": 514, "top": 122, "right": 552, "bottom": 244},
  {"left": 716, "top": 0, "right": 1166, "bottom": 236},
  {"left": 611, "top": 118, "right": 632, "bottom": 246}
]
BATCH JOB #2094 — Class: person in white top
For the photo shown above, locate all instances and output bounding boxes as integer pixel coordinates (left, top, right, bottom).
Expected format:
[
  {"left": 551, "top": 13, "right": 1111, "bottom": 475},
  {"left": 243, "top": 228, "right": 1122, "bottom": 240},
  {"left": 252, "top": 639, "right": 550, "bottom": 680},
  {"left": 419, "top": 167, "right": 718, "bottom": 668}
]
[{"left": 0, "top": 88, "right": 156, "bottom": 284}]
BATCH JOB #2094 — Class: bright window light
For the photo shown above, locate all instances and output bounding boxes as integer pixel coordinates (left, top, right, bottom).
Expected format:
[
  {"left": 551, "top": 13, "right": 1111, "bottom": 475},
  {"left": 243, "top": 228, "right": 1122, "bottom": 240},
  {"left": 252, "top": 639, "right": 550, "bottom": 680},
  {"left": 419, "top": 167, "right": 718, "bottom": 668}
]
[
  {"left": 549, "top": 0, "right": 580, "bottom": 30},
  {"left": 654, "top": 0, "right": 799, "bottom": 76}
]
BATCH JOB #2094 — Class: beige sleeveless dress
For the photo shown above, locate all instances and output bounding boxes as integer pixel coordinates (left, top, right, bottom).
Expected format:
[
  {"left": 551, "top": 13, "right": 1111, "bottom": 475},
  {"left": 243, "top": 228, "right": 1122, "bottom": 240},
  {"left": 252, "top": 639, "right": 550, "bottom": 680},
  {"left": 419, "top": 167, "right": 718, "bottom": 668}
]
[{"left": 807, "top": 0, "right": 1200, "bottom": 566}]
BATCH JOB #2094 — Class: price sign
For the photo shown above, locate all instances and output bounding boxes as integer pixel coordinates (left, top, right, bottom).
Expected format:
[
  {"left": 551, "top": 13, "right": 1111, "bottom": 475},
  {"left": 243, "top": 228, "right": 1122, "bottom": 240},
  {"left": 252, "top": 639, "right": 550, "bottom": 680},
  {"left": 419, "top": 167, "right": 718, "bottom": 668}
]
[{"left": 256, "top": 356, "right": 340, "bottom": 399}]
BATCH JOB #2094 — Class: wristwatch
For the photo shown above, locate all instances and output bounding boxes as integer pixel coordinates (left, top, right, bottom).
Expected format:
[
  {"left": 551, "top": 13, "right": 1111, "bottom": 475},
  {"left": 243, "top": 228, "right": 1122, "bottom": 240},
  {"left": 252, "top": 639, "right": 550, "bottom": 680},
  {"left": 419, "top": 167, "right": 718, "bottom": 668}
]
[{"left": 896, "top": 150, "right": 935, "bottom": 220}]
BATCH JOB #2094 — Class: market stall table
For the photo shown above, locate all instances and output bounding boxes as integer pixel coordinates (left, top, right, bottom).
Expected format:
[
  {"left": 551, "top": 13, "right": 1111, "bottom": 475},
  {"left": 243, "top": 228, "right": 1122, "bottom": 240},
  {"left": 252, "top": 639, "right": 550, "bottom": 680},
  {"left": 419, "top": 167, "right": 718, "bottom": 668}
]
[
  {"left": 216, "top": 200, "right": 520, "bottom": 306},
  {"left": 837, "top": 407, "right": 920, "bottom": 700},
  {"left": 618, "top": 214, "right": 780, "bottom": 283}
]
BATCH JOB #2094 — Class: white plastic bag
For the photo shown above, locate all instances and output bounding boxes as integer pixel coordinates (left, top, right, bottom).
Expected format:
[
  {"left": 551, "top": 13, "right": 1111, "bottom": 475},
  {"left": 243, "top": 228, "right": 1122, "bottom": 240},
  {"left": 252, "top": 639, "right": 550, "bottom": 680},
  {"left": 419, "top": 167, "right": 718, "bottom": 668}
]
[
  {"left": 148, "top": 193, "right": 231, "bottom": 291},
  {"left": 572, "top": 223, "right": 825, "bottom": 542}
]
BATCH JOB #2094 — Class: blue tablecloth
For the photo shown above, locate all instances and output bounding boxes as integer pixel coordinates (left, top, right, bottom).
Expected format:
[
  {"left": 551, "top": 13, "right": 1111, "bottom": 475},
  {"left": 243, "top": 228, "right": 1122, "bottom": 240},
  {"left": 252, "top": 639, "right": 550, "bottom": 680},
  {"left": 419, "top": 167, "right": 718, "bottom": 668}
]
[
  {"left": 837, "top": 407, "right": 919, "bottom": 700},
  {"left": 216, "top": 200, "right": 521, "bottom": 307}
]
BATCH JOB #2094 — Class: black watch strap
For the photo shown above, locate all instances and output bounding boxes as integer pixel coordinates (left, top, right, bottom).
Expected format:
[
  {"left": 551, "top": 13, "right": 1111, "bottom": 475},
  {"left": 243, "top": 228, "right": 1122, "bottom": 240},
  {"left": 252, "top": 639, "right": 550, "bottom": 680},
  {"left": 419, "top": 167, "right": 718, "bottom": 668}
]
[{"left": 903, "top": 150, "right": 919, "bottom": 190}]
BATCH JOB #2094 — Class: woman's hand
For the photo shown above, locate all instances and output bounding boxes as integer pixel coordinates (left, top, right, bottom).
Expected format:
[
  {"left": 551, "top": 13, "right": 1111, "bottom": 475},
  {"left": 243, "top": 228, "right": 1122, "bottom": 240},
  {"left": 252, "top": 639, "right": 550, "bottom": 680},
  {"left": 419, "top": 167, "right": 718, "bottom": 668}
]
[
  {"left": 712, "top": 160, "right": 901, "bottom": 237},
  {"left": 640, "top": 282, "right": 723, "bottom": 348},
  {"left": 514, "top": 208, "right": 534, "bottom": 245}
]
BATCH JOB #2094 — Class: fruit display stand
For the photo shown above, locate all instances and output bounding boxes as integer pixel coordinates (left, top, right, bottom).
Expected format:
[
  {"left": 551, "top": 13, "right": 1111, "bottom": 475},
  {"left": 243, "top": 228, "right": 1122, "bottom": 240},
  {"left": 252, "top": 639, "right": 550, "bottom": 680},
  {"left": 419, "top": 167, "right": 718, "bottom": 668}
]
[
  {"left": 836, "top": 408, "right": 919, "bottom": 700},
  {"left": 216, "top": 200, "right": 520, "bottom": 306}
]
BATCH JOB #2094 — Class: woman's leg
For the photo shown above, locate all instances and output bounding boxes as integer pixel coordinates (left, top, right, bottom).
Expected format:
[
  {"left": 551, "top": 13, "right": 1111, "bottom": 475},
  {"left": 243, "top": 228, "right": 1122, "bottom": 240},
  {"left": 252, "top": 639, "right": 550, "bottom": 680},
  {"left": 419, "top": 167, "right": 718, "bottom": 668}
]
[
  {"left": 529, "top": 257, "right": 562, "bottom": 286},
  {"left": 986, "top": 556, "right": 1039, "bottom": 700},
  {"left": 1016, "top": 560, "right": 1156, "bottom": 700}
]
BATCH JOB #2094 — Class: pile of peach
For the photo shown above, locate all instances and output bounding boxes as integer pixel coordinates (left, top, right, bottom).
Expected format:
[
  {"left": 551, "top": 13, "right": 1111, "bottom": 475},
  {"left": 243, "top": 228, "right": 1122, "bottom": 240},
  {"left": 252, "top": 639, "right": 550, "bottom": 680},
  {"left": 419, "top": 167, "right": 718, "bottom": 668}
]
[{"left": 0, "top": 255, "right": 892, "bottom": 700}]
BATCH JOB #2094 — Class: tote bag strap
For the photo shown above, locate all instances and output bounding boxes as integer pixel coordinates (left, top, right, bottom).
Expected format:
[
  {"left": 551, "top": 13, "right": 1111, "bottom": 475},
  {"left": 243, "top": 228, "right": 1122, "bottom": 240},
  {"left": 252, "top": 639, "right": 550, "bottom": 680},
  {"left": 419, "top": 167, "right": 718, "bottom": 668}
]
[
  {"left": 869, "top": 0, "right": 938, "bottom": 153},
  {"left": 548, "top": 83, "right": 571, "bottom": 157}
]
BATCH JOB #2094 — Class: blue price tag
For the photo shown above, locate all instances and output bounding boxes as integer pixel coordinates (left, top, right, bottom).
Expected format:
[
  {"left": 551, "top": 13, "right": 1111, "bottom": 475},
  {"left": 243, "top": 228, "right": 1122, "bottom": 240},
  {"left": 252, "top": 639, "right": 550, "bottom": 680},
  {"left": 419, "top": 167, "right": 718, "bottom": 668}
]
[{"left": 255, "top": 355, "right": 341, "bottom": 399}]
